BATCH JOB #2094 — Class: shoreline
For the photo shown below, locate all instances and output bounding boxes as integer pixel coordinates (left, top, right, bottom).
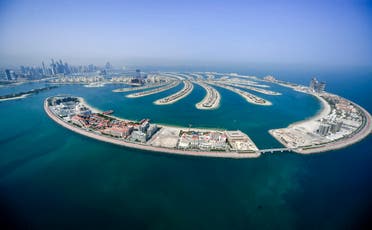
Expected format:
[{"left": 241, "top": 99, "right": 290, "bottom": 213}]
[{"left": 290, "top": 92, "right": 331, "bottom": 127}]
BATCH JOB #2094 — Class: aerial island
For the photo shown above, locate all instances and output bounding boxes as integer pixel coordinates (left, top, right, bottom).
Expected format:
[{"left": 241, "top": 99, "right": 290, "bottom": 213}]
[{"left": 44, "top": 72, "right": 371, "bottom": 158}]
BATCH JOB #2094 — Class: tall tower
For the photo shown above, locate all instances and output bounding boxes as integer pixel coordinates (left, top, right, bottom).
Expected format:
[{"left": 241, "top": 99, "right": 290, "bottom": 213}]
[
  {"left": 42, "top": 61, "right": 47, "bottom": 76},
  {"left": 310, "top": 77, "right": 318, "bottom": 91},
  {"left": 136, "top": 69, "right": 141, "bottom": 79},
  {"left": 317, "top": 82, "right": 326, "bottom": 93}
]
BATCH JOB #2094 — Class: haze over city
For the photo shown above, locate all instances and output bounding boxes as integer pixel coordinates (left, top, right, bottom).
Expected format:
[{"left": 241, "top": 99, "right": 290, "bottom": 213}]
[{"left": 0, "top": 0, "right": 371, "bottom": 68}]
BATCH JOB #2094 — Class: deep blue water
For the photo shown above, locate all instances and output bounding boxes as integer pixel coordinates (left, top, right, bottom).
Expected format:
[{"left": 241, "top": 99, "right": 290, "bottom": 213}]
[{"left": 0, "top": 68, "right": 371, "bottom": 229}]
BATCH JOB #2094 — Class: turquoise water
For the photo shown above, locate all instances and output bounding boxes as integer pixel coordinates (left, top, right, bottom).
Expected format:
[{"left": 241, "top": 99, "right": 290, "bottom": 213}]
[{"left": 0, "top": 69, "right": 371, "bottom": 229}]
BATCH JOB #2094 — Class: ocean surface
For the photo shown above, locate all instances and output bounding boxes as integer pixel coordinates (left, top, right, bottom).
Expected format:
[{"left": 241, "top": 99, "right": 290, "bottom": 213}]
[{"left": 0, "top": 67, "right": 371, "bottom": 229}]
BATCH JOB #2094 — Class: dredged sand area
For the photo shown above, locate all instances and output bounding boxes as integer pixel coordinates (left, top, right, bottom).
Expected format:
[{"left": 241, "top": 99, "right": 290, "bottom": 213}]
[
  {"left": 193, "top": 81, "right": 221, "bottom": 110},
  {"left": 154, "top": 80, "right": 194, "bottom": 105}
]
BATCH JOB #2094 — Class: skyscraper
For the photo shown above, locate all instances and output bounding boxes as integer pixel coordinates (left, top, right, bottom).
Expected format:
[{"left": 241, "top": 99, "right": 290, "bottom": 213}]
[
  {"left": 5, "top": 69, "right": 12, "bottom": 80},
  {"left": 317, "top": 82, "right": 326, "bottom": 93},
  {"left": 318, "top": 124, "right": 331, "bottom": 136},
  {"left": 105, "top": 62, "right": 112, "bottom": 70},
  {"left": 310, "top": 77, "right": 326, "bottom": 93},
  {"left": 42, "top": 61, "right": 47, "bottom": 76},
  {"left": 310, "top": 77, "right": 318, "bottom": 91},
  {"left": 136, "top": 69, "right": 141, "bottom": 79}
]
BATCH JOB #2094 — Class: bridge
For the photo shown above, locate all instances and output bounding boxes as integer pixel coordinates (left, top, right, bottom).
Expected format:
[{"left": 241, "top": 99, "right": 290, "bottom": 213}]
[{"left": 259, "top": 148, "right": 295, "bottom": 154}]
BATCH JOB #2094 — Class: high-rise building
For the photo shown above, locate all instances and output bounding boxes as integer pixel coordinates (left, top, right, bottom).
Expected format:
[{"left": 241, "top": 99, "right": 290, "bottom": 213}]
[
  {"left": 318, "top": 124, "right": 331, "bottom": 136},
  {"left": 317, "top": 82, "right": 326, "bottom": 93},
  {"left": 50, "top": 59, "right": 56, "bottom": 75},
  {"left": 5, "top": 69, "right": 12, "bottom": 80},
  {"left": 310, "top": 77, "right": 318, "bottom": 91},
  {"left": 42, "top": 61, "right": 47, "bottom": 75},
  {"left": 105, "top": 62, "right": 112, "bottom": 70},
  {"left": 136, "top": 69, "right": 141, "bottom": 78},
  {"left": 330, "top": 121, "right": 343, "bottom": 133},
  {"left": 310, "top": 77, "right": 326, "bottom": 93}
]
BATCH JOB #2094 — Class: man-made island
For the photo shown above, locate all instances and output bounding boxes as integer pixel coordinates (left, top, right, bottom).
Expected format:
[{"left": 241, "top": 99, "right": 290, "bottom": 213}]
[
  {"left": 0, "top": 86, "right": 58, "bottom": 102},
  {"left": 45, "top": 96, "right": 260, "bottom": 158},
  {"left": 44, "top": 73, "right": 371, "bottom": 158},
  {"left": 266, "top": 76, "right": 372, "bottom": 154}
]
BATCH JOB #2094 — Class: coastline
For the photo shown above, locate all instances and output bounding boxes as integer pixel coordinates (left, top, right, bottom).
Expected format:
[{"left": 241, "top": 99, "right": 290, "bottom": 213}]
[
  {"left": 44, "top": 98, "right": 260, "bottom": 159},
  {"left": 290, "top": 92, "right": 331, "bottom": 127}
]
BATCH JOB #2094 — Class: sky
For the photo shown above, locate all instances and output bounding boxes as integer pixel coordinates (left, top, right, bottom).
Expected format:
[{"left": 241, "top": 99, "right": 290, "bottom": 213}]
[{"left": 0, "top": 0, "right": 371, "bottom": 68}]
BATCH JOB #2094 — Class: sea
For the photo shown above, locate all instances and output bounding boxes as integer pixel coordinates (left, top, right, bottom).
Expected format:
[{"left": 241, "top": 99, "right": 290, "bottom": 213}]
[{"left": 0, "top": 66, "right": 371, "bottom": 229}]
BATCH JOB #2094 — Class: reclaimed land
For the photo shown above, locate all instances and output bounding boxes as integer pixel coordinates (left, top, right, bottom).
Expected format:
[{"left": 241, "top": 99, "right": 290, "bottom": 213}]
[
  {"left": 44, "top": 97, "right": 260, "bottom": 158},
  {"left": 220, "top": 82, "right": 281, "bottom": 95},
  {"left": 126, "top": 80, "right": 180, "bottom": 98},
  {"left": 269, "top": 90, "right": 372, "bottom": 154},
  {"left": 193, "top": 81, "right": 221, "bottom": 110},
  {"left": 154, "top": 80, "right": 194, "bottom": 105},
  {"left": 112, "top": 81, "right": 170, "bottom": 93},
  {"left": 0, "top": 86, "right": 58, "bottom": 102},
  {"left": 207, "top": 81, "right": 272, "bottom": 106}
]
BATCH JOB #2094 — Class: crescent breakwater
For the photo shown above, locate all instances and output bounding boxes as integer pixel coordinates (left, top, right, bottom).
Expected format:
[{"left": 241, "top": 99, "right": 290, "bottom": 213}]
[
  {"left": 268, "top": 80, "right": 372, "bottom": 154},
  {"left": 45, "top": 96, "right": 261, "bottom": 158}
]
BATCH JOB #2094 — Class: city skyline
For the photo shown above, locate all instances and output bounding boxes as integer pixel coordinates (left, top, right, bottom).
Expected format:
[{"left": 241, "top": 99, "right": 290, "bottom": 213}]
[{"left": 0, "top": 0, "right": 371, "bottom": 68}]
